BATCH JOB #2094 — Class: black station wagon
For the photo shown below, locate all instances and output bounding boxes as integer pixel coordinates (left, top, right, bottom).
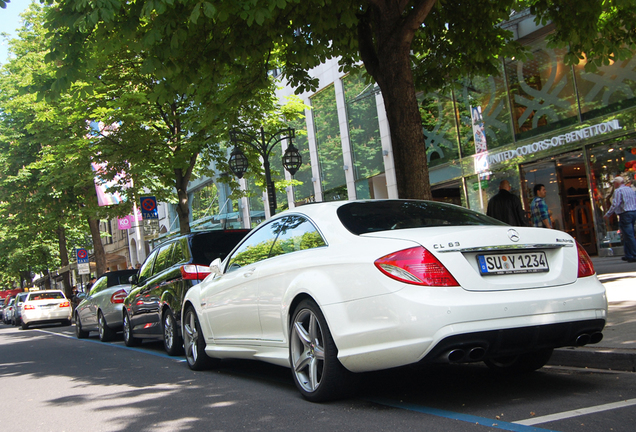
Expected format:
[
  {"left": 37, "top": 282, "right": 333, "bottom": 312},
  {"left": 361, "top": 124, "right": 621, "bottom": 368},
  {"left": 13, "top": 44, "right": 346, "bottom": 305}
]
[{"left": 122, "top": 229, "right": 249, "bottom": 355}]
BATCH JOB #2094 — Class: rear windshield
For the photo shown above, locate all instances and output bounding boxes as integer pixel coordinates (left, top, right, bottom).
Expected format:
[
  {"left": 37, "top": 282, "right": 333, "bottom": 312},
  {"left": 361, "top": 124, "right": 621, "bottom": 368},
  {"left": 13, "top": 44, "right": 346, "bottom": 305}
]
[
  {"left": 108, "top": 270, "right": 138, "bottom": 286},
  {"left": 28, "top": 292, "right": 65, "bottom": 301},
  {"left": 190, "top": 230, "right": 250, "bottom": 264},
  {"left": 337, "top": 200, "right": 505, "bottom": 235}
]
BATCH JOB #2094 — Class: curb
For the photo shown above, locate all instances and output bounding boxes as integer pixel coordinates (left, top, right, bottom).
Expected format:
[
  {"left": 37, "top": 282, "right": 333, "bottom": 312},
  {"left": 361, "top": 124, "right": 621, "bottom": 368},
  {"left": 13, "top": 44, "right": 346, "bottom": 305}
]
[{"left": 550, "top": 347, "right": 636, "bottom": 372}]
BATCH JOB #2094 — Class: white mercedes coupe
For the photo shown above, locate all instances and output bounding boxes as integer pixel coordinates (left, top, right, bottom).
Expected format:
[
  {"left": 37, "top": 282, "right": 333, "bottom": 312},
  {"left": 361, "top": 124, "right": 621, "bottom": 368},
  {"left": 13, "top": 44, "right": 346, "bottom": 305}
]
[{"left": 182, "top": 200, "right": 607, "bottom": 401}]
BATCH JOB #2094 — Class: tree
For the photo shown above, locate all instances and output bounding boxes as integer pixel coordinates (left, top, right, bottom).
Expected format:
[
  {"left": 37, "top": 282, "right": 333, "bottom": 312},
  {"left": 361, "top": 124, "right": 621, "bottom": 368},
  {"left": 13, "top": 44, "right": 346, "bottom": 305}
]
[
  {"left": 43, "top": 0, "right": 285, "bottom": 234},
  {"left": 0, "top": 3, "right": 131, "bottom": 288},
  {"left": 43, "top": 1, "right": 636, "bottom": 201}
]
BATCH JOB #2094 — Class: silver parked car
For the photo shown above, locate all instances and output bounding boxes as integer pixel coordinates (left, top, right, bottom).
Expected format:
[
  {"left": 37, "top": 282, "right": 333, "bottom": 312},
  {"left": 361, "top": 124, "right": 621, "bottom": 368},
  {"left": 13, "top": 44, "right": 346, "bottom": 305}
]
[
  {"left": 74, "top": 269, "right": 137, "bottom": 341},
  {"left": 12, "top": 292, "right": 28, "bottom": 326}
]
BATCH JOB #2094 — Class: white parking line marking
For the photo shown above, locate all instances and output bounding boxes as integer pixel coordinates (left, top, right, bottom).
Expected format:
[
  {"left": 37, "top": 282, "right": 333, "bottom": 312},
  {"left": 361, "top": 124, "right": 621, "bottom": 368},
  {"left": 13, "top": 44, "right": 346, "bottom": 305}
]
[{"left": 514, "top": 398, "right": 636, "bottom": 426}]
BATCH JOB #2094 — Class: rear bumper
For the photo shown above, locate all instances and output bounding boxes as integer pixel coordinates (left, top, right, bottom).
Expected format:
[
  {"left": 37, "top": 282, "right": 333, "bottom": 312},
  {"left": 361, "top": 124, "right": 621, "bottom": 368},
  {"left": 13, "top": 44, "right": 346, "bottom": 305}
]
[
  {"left": 420, "top": 318, "right": 605, "bottom": 364},
  {"left": 323, "top": 276, "right": 607, "bottom": 373},
  {"left": 22, "top": 308, "right": 72, "bottom": 326}
]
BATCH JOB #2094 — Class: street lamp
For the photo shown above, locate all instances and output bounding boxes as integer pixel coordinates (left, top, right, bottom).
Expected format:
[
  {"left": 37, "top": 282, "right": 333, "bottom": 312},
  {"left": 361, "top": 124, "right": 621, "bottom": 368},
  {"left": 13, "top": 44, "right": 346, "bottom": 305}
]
[{"left": 228, "top": 126, "right": 301, "bottom": 216}]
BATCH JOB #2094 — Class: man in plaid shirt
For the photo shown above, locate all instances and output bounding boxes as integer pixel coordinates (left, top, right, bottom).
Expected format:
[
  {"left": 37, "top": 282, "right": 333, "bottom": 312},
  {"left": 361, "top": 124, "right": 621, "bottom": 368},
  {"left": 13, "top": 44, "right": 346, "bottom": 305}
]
[
  {"left": 531, "top": 184, "right": 552, "bottom": 229},
  {"left": 604, "top": 176, "right": 636, "bottom": 262}
]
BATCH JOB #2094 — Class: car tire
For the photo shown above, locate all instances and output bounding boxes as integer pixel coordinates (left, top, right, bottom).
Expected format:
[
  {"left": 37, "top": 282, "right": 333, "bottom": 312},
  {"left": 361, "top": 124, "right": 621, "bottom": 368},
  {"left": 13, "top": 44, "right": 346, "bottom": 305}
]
[
  {"left": 75, "top": 314, "right": 90, "bottom": 338},
  {"left": 98, "top": 311, "right": 115, "bottom": 342},
  {"left": 289, "top": 299, "right": 358, "bottom": 402},
  {"left": 163, "top": 309, "right": 184, "bottom": 356},
  {"left": 183, "top": 306, "right": 218, "bottom": 371},
  {"left": 123, "top": 311, "right": 141, "bottom": 347},
  {"left": 485, "top": 348, "right": 554, "bottom": 374}
]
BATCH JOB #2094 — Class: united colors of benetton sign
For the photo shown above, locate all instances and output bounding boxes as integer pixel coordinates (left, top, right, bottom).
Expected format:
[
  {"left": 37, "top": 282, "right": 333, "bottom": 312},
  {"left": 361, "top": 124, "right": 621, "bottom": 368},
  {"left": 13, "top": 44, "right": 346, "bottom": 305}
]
[{"left": 486, "top": 120, "right": 621, "bottom": 166}]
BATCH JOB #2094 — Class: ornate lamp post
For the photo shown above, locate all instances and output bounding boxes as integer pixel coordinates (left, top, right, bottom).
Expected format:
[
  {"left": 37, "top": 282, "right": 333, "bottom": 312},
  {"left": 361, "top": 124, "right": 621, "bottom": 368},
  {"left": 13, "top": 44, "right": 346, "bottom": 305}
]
[{"left": 228, "top": 126, "right": 301, "bottom": 216}]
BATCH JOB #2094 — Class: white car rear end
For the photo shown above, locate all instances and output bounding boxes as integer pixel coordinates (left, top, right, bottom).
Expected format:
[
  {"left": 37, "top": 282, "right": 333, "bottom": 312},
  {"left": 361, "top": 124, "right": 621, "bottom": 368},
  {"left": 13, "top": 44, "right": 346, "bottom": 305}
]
[{"left": 21, "top": 290, "right": 72, "bottom": 329}]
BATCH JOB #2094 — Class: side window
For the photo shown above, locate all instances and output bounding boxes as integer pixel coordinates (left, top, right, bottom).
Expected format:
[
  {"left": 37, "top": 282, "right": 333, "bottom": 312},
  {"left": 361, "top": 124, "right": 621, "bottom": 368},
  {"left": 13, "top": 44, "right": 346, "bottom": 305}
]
[
  {"left": 270, "top": 215, "right": 326, "bottom": 258},
  {"left": 89, "top": 277, "right": 108, "bottom": 296},
  {"left": 153, "top": 243, "right": 175, "bottom": 275},
  {"left": 138, "top": 250, "right": 158, "bottom": 284},
  {"left": 172, "top": 239, "right": 187, "bottom": 265},
  {"left": 226, "top": 218, "right": 287, "bottom": 271}
]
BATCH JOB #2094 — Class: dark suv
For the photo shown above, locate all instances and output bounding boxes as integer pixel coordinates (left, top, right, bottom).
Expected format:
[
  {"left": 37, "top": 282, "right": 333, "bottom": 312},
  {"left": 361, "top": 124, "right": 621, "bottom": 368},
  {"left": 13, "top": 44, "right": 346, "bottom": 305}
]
[{"left": 122, "top": 229, "right": 249, "bottom": 355}]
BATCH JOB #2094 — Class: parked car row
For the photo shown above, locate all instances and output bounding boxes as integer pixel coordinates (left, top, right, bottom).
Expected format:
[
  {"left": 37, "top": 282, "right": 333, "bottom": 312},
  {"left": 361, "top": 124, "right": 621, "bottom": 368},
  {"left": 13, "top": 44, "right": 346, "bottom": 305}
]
[
  {"left": 5, "top": 200, "right": 610, "bottom": 402},
  {"left": 1, "top": 290, "right": 72, "bottom": 329},
  {"left": 74, "top": 229, "right": 249, "bottom": 357}
]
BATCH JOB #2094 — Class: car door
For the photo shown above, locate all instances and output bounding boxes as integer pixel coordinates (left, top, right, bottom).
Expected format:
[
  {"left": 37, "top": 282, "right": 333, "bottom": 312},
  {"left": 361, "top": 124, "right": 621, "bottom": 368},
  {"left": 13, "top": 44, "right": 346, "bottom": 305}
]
[
  {"left": 135, "top": 243, "right": 175, "bottom": 336},
  {"left": 257, "top": 215, "right": 328, "bottom": 343},
  {"left": 79, "top": 276, "right": 108, "bottom": 328},
  {"left": 127, "top": 249, "right": 158, "bottom": 332},
  {"left": 200, "top": 219, "right": 287, "bottom": 342}
]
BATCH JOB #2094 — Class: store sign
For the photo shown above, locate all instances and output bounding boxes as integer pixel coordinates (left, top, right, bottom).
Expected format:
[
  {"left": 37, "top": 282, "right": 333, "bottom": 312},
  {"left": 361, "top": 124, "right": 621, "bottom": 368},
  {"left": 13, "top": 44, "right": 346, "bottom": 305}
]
[{"left": 487, "top": 120, "right": 621, "bottom": 166}]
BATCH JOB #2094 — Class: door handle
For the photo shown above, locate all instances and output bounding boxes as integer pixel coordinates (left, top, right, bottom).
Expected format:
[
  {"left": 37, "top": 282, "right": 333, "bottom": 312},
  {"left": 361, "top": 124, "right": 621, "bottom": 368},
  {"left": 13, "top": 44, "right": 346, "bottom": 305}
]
[{"left": 243, "top": 269, "right": 255, "bottom": 278}]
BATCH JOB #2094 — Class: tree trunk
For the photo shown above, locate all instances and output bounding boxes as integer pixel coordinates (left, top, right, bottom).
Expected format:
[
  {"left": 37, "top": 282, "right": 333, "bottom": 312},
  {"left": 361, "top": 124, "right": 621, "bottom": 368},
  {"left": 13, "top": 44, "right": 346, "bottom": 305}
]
[
  {"left": 175, "top": 181, "right": 191, "bottom": 235},
  {"left": 174, "top": 155, "right": 198, "bottom": 235},
  {"left": 56, "top": 226, "right": 73, "bottom": 299},
  {"left": 43, "top": 269, "right": 51, "bottom": 290},
  {"left": 374, "top": 56, "right": 431, "bottom": 200},
  {"left": 88, "top": 217, "right": 107, "bottom": 277},
  {"left": 19, "top": 270, "right": 32, "bottom": 288},
  {"left": 357, "top": 0, "right": 436, "bottom": 200}
]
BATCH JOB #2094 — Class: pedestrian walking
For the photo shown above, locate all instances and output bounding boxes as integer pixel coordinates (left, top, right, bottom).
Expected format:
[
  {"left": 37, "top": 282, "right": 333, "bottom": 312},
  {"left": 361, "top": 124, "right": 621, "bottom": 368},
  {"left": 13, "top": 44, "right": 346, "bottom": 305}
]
[
  {"left": 486, "top": 180, "right": 529, "bottom": 226},
  {"left": 531, "top": 183, "right": 553, "bottom": 228},
  {"left": 603, "top": 176, "right": 636, "bottom": 262}
]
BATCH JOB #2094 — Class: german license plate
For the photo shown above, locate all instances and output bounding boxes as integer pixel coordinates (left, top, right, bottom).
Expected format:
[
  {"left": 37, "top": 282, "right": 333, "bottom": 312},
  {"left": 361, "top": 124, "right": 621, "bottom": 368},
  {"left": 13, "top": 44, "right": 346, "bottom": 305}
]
[{"left": 477, "top": 252, "right": 549, "bottom": 275}]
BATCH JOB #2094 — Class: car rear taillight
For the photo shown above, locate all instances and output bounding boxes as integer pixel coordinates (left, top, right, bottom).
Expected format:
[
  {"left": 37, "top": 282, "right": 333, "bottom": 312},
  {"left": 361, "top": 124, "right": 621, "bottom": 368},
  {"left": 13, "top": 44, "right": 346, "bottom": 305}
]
[
  {"left": 576, "top": 242, "right": 595, "bottom": 278},
  {"left": 181, "top": 265, "right": 211, "bottom": 281},
  {"left": 59, "top": 301, "right": 70, "bottom": 308},
  {"left": 24, "top": 305, "right": 35, "bottom": 310},
  {"left": 375, "top": 246, "right": 459, "bottom": 286},
  {"left": 110, "top": 289, "right": 127, "bottom": 304}
]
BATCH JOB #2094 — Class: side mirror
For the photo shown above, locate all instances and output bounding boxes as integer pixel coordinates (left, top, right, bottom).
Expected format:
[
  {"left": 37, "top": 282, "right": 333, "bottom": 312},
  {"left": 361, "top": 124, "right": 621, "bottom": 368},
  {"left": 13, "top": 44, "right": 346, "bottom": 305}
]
[
  {"left": 76, "top": 293, "right": 86, "bottom": 300},
  {"left": 209, "top": 258, "right": 223, "bottom": 278},
  {"left": 129, "top": 274, "right": 138, "bottom": 285}
]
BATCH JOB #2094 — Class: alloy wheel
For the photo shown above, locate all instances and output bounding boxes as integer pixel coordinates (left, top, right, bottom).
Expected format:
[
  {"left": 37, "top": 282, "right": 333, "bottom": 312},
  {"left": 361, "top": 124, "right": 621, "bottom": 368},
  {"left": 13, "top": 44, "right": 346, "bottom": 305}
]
[
  {"left": 183, "top": 310, "right": 199, "bottom": 365},
  {"left": 290, "top": 308, "right": 325, "bottom": 393}
]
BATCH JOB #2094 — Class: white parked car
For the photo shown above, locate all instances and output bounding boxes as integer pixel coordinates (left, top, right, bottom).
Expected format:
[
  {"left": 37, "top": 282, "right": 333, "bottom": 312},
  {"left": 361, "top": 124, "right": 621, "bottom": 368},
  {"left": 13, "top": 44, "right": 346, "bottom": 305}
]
[
  {"left": 21, "top": 290, "right": 72, "bottom": 329},
  {"left": 181, "top": 200, "right": 607, "bottom": 401}
]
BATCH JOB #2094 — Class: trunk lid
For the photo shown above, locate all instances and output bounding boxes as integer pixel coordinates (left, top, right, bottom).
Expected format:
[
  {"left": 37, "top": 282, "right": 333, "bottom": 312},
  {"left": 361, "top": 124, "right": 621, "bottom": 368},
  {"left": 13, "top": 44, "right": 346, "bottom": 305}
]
[{"left": 363, "top": 226, "right": 579, "bottom": 291}]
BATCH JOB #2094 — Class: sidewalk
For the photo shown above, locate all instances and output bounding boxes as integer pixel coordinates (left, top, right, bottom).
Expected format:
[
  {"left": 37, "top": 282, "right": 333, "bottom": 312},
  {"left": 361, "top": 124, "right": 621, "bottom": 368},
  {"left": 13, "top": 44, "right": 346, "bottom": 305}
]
[{"left": 549, "top": 256, "right": 636, "bottom": 372}]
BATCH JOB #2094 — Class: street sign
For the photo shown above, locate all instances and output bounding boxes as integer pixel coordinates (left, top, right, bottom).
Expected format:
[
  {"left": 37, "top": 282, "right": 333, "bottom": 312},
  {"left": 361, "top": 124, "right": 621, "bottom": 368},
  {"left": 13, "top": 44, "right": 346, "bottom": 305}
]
[
  {"left": 77, "top": 263, "right": 90, "bottom": 275},
  {"left": 140, "top": 196, "right": 158, "bottom": 220},
  {"left": 76, "top": 248, "right": 89, "bottom": 264}
]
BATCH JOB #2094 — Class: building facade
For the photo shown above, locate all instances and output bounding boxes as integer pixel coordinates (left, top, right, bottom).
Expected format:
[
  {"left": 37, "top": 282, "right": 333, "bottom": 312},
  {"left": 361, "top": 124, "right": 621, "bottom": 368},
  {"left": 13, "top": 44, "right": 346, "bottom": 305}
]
[{"left": 178, "top": 13, "right": 636, "bottom": 257}]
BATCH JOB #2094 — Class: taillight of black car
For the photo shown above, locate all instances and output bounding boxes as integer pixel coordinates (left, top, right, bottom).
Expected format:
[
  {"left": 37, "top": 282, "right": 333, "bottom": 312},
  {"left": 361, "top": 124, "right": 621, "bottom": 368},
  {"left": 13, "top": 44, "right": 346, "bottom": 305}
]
[
  {"left": 375, "top": 246, "right": 459, "bottom": 287},
  {"left": 180, "top": 265, "right": 211, "bottom": 281}
]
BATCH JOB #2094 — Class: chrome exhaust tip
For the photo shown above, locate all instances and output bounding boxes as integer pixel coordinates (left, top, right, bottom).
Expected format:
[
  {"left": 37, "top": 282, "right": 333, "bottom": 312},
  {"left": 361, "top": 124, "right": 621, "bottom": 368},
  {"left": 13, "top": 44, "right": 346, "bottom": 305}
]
[
  {"left": 589, "top": 332, "right": 603, "bottom": 344},
  {"left": 576, "top": 333, "right": 591, "bottom": 346},
  {"left": 447, "top": 349, "right": 465, "bottom": 362},
  {"left": 468, "top": 347, "right": 486, "bottom": 361}
]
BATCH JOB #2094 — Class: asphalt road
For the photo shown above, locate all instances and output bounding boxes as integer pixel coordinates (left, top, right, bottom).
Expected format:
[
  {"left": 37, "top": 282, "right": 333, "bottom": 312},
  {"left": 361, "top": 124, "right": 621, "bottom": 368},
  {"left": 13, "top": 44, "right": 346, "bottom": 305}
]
[{"left": 1, "top": 322, "right": 635, "bottom": 432}]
